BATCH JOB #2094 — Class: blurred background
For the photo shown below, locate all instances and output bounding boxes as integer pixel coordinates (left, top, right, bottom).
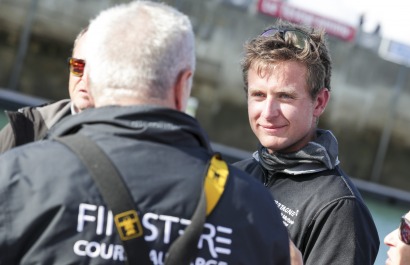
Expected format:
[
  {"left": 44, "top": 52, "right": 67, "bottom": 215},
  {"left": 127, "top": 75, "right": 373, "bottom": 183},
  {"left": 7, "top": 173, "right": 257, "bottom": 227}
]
[{"left": 0, "top": 0, "right": 409, "bottom": 263}]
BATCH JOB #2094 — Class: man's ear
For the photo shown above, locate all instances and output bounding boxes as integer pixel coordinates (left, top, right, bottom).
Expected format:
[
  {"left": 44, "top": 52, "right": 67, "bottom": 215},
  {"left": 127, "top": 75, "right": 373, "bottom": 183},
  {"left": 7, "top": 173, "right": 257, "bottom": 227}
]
[
  {"left": 313, "top": 88, "right": 330, "bottom": 117},
  {"left": 174, "top": 69, "right": 193, "bottom": 111}
]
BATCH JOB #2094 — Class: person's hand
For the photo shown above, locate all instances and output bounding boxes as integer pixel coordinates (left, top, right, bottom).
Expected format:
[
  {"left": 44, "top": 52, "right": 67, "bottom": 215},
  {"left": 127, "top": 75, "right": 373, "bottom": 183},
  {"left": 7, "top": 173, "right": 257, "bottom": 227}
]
[{"left": 289, "top": 239, "right": 303, "bottom": 265}]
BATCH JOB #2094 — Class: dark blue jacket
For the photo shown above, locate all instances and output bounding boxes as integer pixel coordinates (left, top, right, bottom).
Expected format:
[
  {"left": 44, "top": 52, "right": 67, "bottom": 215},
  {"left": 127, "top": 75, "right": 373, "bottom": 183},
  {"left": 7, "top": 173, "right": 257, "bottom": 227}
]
[{"left": 0, "top": 105, "right": 290, "bottom": 265}]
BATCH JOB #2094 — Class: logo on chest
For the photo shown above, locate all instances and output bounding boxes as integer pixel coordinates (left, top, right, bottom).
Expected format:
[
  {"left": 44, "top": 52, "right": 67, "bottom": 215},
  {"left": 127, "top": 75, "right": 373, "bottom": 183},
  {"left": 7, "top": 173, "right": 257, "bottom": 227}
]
[{"left": 274, "top": 200, "right": 299, "bottom": 227}]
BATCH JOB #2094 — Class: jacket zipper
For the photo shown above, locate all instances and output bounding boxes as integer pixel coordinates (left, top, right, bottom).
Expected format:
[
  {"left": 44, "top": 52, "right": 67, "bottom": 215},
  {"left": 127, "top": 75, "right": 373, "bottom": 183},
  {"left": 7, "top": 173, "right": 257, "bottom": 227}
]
[{"left": 258, "top": 163, "right": 279, "bottom": 187}]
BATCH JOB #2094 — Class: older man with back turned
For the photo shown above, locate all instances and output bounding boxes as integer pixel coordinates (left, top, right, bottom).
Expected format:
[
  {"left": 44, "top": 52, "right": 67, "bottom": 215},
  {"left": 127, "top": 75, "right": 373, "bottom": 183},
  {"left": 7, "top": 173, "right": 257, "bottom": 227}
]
[{"left": 0, "top": 2, "right": 293, "bottom": 264}]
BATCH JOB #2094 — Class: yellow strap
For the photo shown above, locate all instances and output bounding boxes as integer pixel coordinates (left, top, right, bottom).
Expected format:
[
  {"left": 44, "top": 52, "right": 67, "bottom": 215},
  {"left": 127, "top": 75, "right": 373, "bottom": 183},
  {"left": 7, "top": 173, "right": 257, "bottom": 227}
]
[
  {"left": 204, "top": 154, "right": 229, "bottom": 216},
  {"left": 114, "top": 154, "right": 229, "bottom": 239}
]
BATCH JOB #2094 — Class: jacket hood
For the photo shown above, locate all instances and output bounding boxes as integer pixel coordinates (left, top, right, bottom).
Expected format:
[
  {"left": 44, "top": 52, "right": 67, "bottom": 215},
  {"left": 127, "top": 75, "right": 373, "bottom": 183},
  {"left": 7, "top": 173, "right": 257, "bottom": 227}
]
[{"left": 46, "top": 105, "right": 212, "bottom": 151}]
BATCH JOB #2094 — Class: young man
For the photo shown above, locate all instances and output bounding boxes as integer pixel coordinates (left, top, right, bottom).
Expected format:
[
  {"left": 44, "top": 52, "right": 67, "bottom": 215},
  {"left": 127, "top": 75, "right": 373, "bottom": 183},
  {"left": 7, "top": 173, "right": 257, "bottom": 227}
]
[
  {"left": 234, "top": 20, "right": 380, "bottom": 265},
  {"left": 0, "top": 2, "right": 292, "bottom": 264},
  {"left": 0, "top": 27, "right": 93, "bottom": 153}
]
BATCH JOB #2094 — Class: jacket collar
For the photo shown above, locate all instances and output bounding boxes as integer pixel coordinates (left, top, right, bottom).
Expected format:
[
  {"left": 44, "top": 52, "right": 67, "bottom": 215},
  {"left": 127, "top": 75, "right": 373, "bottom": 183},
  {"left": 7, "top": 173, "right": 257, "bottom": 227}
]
[
  {"left": 255, "top": 129, "right": 340, "bottom": 175},
  {"left": 47, "top": 105, "right": 212, "bottom": 151}
]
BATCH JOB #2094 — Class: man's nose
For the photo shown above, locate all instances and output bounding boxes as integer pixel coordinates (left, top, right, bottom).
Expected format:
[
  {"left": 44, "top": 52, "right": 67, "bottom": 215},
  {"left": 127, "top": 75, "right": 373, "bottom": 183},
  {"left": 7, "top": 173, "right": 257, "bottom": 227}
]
[
  {"left": 384, "top": 229, "right": 398, "bottom": 247},
  {"left": 261, "top": 97, "right": 280, "bottom": 119}
]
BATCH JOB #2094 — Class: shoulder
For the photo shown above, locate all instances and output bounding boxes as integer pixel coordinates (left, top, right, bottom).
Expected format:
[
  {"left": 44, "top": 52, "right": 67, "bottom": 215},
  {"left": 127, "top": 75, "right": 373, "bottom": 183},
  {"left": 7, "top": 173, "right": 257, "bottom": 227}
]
[
  {"left": 319, "top": 166, "right": 363, "bottom": 200},
  {"left": 0, "top": 138, "right": 92, "bottom": 210},
  {"left": 312, "top": 194, "right": 379, "bottom": 246},
  {"left": 35, "top": 99, "right": 71, "bottom": 113},
  {"left": 282, "top": 166, "right": 363, "bottom": 204},
  {"left": 225, "top": 164, "right": 276, "bottom": 211},
  {"left": 1, "top": 138, "right": 64, "bottom": 161},
  {"left": 233, "top": 155, "right": 261, "bottom": 175},
  {"left": 233, "top": 156, "right": 257, "bottom": 169},
  {"left": 304, "top": 167, "right": 375, "bottom": 225},
  {"left": 232, "top": 156, "right": 266, "bottom": 184},
  {"left": 14, "top": 99, "right": 71, "bottom": 126},
  {"left": 35, "top": 99, "right": 72, "bottom": 127},
  {"left": 0, "top": 139, "right": 80, "bottom": 180},
  {"left": 228, "top": 163, "right": 263, "bottom": 188}
]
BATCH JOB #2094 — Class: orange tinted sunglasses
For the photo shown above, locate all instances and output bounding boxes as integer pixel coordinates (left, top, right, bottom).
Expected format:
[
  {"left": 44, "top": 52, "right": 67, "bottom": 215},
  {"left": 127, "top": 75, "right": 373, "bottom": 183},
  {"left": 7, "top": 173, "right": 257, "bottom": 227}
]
[{"left": 67, "top": 57, "right": 85, "bottom": 77}]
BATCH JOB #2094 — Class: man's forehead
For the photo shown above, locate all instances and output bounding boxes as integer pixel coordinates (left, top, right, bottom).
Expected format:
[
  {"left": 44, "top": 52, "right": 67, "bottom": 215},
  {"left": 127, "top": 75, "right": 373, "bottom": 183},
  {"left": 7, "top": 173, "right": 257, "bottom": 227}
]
[{"left": 250, "top": 61, "right": 307, "bottom": 79}]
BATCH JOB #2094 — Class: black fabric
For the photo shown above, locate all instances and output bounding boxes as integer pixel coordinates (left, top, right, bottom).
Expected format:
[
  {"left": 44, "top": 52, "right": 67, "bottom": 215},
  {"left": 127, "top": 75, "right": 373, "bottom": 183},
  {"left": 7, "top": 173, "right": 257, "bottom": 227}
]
[
  {"left": 47, "top": 105, "right": 212, "bottom": 151},
  {"left": 0, "top": 105, "right": 291, "bottom": 265},
  {"left": 55, "top": 134, "right": 152, "bottom": 265},
  {"left": 7, "top": 112, "right": 37, "bottom": 146},
  {"left": 56, "top": 133, "right": 218, "bottom": 265},
  {"left": 234, "top": 142, "right": 380, "bottom": 265},
  {"left": 164, "top": 185, "right": 206, "bottom": 265}
]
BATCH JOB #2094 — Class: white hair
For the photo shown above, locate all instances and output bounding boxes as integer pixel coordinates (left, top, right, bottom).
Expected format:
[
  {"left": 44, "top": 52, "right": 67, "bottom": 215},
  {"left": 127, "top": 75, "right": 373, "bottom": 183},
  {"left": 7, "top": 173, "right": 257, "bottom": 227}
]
[
  {"left": 72, "top": 27, "right": 88, "bottom": 55},
  {"left": 85, "top": 1, "right": 195, "bottom": 104}
]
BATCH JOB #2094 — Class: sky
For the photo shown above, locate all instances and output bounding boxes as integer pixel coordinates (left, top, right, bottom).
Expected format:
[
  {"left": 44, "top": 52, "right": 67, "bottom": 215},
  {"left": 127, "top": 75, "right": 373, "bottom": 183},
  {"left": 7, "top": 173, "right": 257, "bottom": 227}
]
[{"left": 288, "top": 0, "right": 410, "bottom": 45}]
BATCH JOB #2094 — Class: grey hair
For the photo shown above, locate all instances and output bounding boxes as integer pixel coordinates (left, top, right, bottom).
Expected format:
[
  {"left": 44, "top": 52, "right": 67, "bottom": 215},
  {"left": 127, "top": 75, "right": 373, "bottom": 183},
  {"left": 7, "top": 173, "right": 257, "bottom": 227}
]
[{"left": 85, "top": 1, "right": 195, "bottom": 103}]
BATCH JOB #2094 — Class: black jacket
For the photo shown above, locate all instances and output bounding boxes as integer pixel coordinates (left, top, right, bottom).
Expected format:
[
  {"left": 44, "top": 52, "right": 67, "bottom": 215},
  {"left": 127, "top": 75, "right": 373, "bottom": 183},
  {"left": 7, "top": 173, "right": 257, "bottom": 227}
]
[
  {"left": 0, "top": 99, "right": 71, "bottom": 153},
  {"left": 0, "top": 105, "right": 290, "bottom": 265},
  {"left": 234, "top": 152, "right": 380, "bottom": 265}
]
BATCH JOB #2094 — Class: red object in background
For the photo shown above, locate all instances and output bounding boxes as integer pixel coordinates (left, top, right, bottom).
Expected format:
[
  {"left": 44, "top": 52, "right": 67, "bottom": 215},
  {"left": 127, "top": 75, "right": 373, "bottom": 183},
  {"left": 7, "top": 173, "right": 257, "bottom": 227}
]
[{"left": 257, "top": 0, "right": 356, "bottom": 42}]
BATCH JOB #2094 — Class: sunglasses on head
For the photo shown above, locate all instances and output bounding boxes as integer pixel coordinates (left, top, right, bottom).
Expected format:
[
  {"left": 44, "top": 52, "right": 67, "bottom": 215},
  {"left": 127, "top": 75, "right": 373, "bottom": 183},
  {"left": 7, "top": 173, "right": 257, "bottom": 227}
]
[
  {"left": 400, "top": 216, "right": 410, "bottom": 244},
  {"left": 260, "top": 27, "right": 311, "bottom": 50},
  {"left": 67, "top": 57, "right": 85, "bottom": 77}
]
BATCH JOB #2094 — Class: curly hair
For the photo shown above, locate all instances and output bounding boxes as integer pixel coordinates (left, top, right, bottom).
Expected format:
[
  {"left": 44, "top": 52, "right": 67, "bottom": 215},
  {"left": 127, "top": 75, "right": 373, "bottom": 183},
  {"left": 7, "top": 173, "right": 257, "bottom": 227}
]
[{"left": 241, "top": 20, "right": 332, "bottom": 99}]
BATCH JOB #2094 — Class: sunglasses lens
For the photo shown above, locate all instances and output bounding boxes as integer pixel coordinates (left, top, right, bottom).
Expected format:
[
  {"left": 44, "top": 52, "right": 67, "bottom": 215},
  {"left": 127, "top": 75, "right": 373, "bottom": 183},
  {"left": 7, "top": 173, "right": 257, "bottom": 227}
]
[
  {"left": 400, "top": 217, "right": 410, "bottom": 244},
  {"left": 261, "top": 28, "right": 280, "bottom": 37},
  {"left": 284, "top": 31, "right": 308, "bottom": 50},
  {"left": 68, "top": 58, "right": 85, "bottom": 77},
  {"left": 260, "top": 28, "right": 308, "bottom": 50}
]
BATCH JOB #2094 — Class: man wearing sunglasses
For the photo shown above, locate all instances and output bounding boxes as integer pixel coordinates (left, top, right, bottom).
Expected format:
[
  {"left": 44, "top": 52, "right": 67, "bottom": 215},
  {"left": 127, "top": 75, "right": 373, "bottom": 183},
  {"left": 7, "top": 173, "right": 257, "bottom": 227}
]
[
  {"left": 234, "top": 20, "right": 379, "bottom": 265},
  {"left": 67, "top": 27, "right": 93, "bottom": 114},
  {"left": 384, "top": 211, "right": 410, "bottom": 265},
  {"left": 0, "top": 27, "right": 93, "bottom": 153}
]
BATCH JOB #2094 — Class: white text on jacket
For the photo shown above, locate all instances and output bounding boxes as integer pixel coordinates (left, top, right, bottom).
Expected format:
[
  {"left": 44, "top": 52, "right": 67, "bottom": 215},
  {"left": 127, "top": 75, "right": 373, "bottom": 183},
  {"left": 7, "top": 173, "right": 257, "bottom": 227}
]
[{"left": 74, "top": 203, "right": 232, "bottom": 263}]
